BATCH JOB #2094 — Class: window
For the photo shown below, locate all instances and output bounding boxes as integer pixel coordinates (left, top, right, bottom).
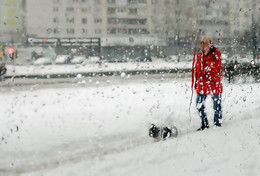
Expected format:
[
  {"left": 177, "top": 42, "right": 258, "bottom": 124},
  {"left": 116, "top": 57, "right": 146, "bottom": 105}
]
[
  {"left": 82, "top": 28, "right": 88, "bottom": 34},
  {"left": 139, "top": 0, "right": 146, "bottom": 3},
  {"left": 95, "top": 29, "right": 102, "bottom": 34},
  {"left": 94, "top": 19, "right": 102, "bottom": 24},
  {"left": 66, "top": 18, "right": 75, "bottom": 23},
  {"left": 117, "top": 8, "right": 126, "bottom": 13},
  {"left": 118, "top": 28, "right": 128, "bottom": 34},
  {"left": 128, "top": 28, "right": 137, "bottom": 34},
  {"left": 139, "top": 28, "right": 147, "bottom": 34},
  {"left": 53, "top": 7, "right": 59, "bottom": 12},
  {"left": 108, "top": 28, "right": 116, "bottom": 34},
  {"left": 223, "top": 11, "right": 228, "bottom": 16},
  {"left": 107, "top": 0, "right": 115, "bottom": 3},
  {"left": 108, "top": 18, "right": 117, "bottom": 24},
  {"left": 108, "top": 8, "right": 116, "bottom": 14},
  {"left": 128, "top": 8, "right": 137, "bottom": 15},
  {"left": 151, "top": 0, "right": 158, "bottom": 4},
  {"left": 82, "top": 18, "right": 87, "bottom": 24},
  {"left": 53, "top": 28, "right": 60, "bottom": 34},
  {"left": 53, "top": 0, "right": 60, "bottom": 3},
  {"left": 66, "top": 28, "right": 75, "bottom": 34},
  {"left": 128, "top": 0, "right": 137, "bottom": 4},
  {"left": 53, "top": 17, "right": 59, "bottom": 23},
  {"left": 66, "top": 7, "right": 74, "bottom": 12},
  {"left": 138, "top": 19, "right": 146, "bottom": 25},
  {"left": 81, "top": 8, "right": 87, "bottom": 12}
]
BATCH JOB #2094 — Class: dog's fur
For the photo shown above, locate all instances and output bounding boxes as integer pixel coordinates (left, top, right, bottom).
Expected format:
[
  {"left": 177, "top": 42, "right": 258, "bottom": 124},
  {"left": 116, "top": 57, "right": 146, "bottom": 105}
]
[{"left": 149, "top": 124, "right": 178, "bottom": 142}]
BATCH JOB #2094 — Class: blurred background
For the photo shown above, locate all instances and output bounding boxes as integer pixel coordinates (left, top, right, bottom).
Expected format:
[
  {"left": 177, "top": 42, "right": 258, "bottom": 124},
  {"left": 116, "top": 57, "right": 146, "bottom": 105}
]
[{"left": 0, "top": 0, "right": 259, "bottom": 64}]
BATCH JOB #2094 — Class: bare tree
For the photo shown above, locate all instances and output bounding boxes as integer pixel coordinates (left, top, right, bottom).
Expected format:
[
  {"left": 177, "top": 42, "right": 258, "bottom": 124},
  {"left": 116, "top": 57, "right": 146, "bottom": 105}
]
[{"left": 164, "top": 0, "right": 194, "bottom": 55}]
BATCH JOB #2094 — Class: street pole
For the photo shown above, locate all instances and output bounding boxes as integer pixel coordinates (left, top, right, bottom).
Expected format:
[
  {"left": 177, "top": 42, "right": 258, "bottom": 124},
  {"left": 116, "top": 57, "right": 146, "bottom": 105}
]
[{"left": 252, "top": 14, "right": 258, "bottom": 61}]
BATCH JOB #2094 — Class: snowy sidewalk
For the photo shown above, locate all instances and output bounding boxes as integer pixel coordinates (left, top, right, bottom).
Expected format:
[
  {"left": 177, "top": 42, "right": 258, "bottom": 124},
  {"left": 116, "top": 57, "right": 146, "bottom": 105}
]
[
  {"left": 0, "top": 78, "right": 259, "bottom": 176},
  {"left": 5, "top": 60, "right": 192, "bottom": 78}
]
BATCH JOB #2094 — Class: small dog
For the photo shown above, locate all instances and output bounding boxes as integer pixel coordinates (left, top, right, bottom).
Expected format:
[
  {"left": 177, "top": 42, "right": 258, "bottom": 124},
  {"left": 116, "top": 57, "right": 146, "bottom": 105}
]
[{"left": 149, "top": 124, "right": 178, "bottom": 142}]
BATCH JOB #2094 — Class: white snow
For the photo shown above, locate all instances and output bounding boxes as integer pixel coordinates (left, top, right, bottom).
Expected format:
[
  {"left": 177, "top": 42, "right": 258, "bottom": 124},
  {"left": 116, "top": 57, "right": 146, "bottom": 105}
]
[{"left": 0, "top": 63, "right": 259, "bottom": 176}]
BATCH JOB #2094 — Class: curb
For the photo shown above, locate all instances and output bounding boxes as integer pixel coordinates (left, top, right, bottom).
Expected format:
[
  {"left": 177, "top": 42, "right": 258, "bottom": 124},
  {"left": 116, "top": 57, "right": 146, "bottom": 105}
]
[{"left": 5, "top": 68, "right": 192, "bottom": 79}]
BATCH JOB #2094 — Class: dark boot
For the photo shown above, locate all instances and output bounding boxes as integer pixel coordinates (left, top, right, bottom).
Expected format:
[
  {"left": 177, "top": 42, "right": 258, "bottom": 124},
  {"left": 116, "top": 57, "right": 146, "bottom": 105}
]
[
  {"left": 197, "top": 118, "right": 209, "bottom": 131},
  {"left": 214, "top": 122, "right": 222, "bottom": 127}
]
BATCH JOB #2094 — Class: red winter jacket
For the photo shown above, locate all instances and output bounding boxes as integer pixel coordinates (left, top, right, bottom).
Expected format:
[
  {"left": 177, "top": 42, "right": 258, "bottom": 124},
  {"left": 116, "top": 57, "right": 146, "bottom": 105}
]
[{"left": 195, "top": 46, "right": 223, "bottom": 95}]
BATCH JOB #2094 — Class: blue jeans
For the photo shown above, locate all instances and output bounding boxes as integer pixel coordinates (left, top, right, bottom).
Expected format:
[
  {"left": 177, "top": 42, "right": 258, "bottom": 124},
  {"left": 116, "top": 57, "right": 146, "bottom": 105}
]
[{"left": 196, "top": 94, "right": 222, "bottom": 126}]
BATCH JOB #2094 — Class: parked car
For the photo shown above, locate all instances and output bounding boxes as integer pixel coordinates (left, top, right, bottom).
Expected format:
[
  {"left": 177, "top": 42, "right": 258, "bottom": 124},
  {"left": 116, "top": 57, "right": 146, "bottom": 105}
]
[
  {"left": 55, "top": 55, "right": 71, "bottom": 64},
  {"left": 221, "top": 53, "right": 228, "bottom": 66},
  {"left": 70, "top": 56, "right": 87, "bottom": 64},
  {"left": 222, "top": 58, "right": 227, "bottom": 66},
  {"left": 0, "top": 63, "right": 7, "bottom": 76},
  {"left": 255, "top": 54, "right": 260, "bottom": 65},
  {"left": 31, "top": 50, "right": 43, "bottom": 60},
  {"left": 88, "top": 56, "right": 100, "bottom": 63},
  {"left": 229, "top": 54, "right": 241, "bottom": 63},
  {"left": 166, "top": 55, "right": 179, "bottom": 62},
  {"left": 33, "top": 57, "right": 52, "bottom": 65},
  {"left": 224, "top": 54, "right": 259, "bottom": 80},
  {"left": 229, "top": 54, "right": 252, "bottom": 64},
  {"left": 135, "top": 56, "right": 152, "bottom": 62},
  {"left": 108, "top": 56, "right": 126, "bottom": 63},
  {"left": 179, "top": 54, "right": 193, "bottom": 61},
  {"left": 0, "top": 63, "right": 7, "bottom": 81},
  {"left": 221, "top": 53, "right": 228, "bottom": 59}
]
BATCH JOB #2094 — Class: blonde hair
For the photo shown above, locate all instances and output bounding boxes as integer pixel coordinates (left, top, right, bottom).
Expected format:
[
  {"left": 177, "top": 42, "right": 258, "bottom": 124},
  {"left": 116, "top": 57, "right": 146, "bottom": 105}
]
[{"left": 200, "top": 36, "right": 213, "bottom": 45}]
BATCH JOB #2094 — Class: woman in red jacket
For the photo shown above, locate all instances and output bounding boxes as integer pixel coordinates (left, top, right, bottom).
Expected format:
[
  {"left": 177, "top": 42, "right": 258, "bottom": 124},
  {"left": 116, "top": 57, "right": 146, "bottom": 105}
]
[{"left": 194, "top": 36, "right": 223, "bottom": 130}]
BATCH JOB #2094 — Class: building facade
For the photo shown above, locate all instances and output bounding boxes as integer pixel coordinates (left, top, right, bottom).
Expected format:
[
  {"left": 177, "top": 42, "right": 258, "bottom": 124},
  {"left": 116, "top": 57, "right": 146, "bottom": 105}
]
[
  {"left": 26, "top": 0, "right": 106, "bottom": 38},
  {"left": 0, "top": 0, "right": 25, "bottom": 43},
  {"left": 1, "top": 0, "right": 258, "bottom": 56}
]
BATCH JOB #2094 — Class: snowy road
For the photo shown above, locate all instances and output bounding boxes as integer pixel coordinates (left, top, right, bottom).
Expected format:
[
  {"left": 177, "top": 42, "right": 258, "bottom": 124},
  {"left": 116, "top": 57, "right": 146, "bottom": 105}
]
[
  {"left": 0, "top": 75, "right": 259, "bottom": 176},
  {"left": 4, "top": 60, "right": 192, "bottom": 78},
  {"left": 0, "top": 72, "right": 189, "bottom": 90}
]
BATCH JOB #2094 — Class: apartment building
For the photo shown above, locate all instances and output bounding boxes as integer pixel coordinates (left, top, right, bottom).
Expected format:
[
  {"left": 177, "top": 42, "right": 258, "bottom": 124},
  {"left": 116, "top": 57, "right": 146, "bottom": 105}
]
[
  {"left": 0, "top": 0, "right": 25, "bottom": 43},
  {"left": 25, "top": 0, "right": 163, "bottom": 39},
  {"left": 26, "top": 0, "right": 106, "bottom": 38},
  {"left": 25, "top": 0, "right": 168, "bottom": 57},
  {"left": 106, "top": 0, "right": 148, "bottom": 36},
  {"left": 1, "top": 0, "right": 258, "bottom": 55},
  {"left": 192, "top": 0, "right": 259, "bottom": 45},
  {"left": 229, "top": 0, "right": 259, "bottom": 38},
  {"left": 191, "top": 0, "right": 231, "bottom": 44}
]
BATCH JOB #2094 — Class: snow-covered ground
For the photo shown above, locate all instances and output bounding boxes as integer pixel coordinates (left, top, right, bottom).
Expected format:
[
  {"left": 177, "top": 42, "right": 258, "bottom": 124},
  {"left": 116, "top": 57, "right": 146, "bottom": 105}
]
[{"left": 0, "top": 73, "right": 259, "bottom": 176}]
